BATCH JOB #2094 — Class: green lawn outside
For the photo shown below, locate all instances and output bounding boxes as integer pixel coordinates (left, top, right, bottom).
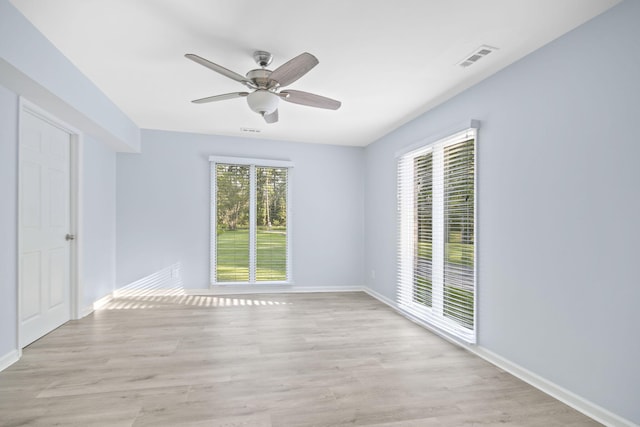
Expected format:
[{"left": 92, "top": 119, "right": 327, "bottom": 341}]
[
  {"left": 413, "top": 276, "right": 433, "bottom": 307},
  {"left": 417, "top": 241, "right": 474, "bottom": 266},
  {"left": 413, "top": 278, "right": 474, "bottom": 330},
  {"left": 216, "top": 228, "right": 287, "bottom": 282},
  {"left": 444, "top": 285, "right": 474, "bottom": 328},
  {"left": 415, "top": 233, "right": 474, "bottom": 329}
]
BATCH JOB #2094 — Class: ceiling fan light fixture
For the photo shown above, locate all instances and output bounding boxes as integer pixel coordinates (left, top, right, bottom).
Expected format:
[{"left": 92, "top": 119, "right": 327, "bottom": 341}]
[
  {"left": 247, "top": 90, "right": 279, "bottom": 115},
  {"left": 186, "top": 51, "right": 341, "bottom": 124}
]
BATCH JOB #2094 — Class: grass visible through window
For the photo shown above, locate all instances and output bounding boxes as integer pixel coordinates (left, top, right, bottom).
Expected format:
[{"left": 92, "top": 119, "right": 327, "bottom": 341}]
[
  {"left": 414, "top": 239, "right": 474, "bottom": 329},
  {"left": 216, "top": 227, "right": 287, "bottom": 282}
]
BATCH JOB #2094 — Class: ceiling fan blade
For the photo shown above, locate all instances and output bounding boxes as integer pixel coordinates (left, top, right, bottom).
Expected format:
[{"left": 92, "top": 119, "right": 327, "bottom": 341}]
[
  {"left": 280, "top": 90, "right": 341, "bottom": 110},
  {"left": 269, "top": 52, "right": 319, "bottom": 87},
  {"left": 185, "top": 54, "right": 254, "bottom": 87},
  {"left": 191, "top": 92, "right": 249, "bottom": 104},
  {"left": 263, "top": 109, "right": 279, "bottom": 124}
]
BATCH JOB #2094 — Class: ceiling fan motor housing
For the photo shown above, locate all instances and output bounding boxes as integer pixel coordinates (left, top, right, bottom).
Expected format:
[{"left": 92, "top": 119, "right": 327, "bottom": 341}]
[{"left": 246, "top": 69, "right": 277, "bottom": 89}]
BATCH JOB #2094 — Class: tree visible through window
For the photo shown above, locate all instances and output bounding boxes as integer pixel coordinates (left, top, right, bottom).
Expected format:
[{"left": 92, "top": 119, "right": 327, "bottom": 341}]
[
  {"left": 212, "top": 158, "right": 291, "bottom": 284},
  {"left": 215, "top": 164, "right": 250, "bottom": 282},
  {"left": 256, "top": 167, "right": 288, "bottom": 281},
  {"left": 413, "top": 153, "right": 433, "bottom": 307},
  {"left": 443, "top": 140, "right": 475, "bottom": 329}
]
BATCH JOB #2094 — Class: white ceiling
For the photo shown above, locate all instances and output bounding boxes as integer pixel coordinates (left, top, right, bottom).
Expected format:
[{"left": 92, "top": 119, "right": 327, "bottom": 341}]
[{"left": 10, "top": 0, "right": 619, "bottom": 146}]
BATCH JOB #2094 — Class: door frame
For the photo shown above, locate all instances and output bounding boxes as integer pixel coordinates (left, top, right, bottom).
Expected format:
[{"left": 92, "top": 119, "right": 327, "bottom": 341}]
[{"left": 17, "top": 97, "right": 84, "bottom": 350}]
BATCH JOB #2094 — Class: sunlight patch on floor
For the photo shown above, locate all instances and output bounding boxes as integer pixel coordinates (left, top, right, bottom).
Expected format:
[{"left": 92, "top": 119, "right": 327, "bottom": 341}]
[
  {"left": 100, "top": 293, "right": 291, "bottom": 310},
  {"left": 104, "top": 263, "right": 291, "bottom": 310}
]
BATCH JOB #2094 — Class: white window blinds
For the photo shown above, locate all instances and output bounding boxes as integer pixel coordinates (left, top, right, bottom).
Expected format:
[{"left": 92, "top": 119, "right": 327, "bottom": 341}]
[
  {"left": 397, "top": 127, "right": 477, "bottom": 343},
  {"left": 255, "top": 166, "right": 288, "bottom": 282},
  {"left": 210, "top": 157, "right": 293, "bottom": 285},
  {"left": 214, "top": 163, "right": 251, "bottom": 282}
]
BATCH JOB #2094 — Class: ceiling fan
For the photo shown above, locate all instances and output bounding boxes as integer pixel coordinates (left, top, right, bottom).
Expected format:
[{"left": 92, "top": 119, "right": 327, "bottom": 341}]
[{"left": 185, "top": 50, "right": 341, "bottom": 124}]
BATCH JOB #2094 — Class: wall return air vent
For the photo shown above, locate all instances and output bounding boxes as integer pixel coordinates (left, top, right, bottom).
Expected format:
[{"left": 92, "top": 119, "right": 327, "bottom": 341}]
[{"left": 458, "top": 45, "right": 498, "bottom": 68}]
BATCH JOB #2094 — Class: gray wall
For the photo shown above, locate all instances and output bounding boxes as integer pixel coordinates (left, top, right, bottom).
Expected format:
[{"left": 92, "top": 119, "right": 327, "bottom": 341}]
[
  {"left": 81, "top": 136, "right": 117, "bottom": 306},
  {"left": 0, "top": 0, "right": 135, "bottom": 362},
  {"left": 0, "top": 0, "right": 139, "bottom": 151},
  {"left": 0, "top": 84, "right": 19, "bottom": 359},
  {"left": 364, "top": 1, "right": 639, "bottom": 423},
  {"left": 116, "top": 130, "right": 364, "bottom": 290},
  {"left": 0, "top": 84, "right": 118, "bottom": 362}
]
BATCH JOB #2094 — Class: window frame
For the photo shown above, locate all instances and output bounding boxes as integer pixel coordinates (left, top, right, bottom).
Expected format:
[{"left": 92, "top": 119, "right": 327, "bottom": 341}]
[
  {"left": 209, "top": 156, "right": 294, "bottom": 286},
  {"left": 396, "top": 123, "right": 478, "bottom": 343}
]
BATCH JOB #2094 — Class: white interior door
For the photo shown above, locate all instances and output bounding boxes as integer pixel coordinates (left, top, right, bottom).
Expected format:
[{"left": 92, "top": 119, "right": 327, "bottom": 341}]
[{"left": 19, "top": 109, "right": 72, "bottom": 347}]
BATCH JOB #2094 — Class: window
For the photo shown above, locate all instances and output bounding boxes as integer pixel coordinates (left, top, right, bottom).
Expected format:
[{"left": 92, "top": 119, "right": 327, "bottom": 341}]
[
  {"left": 397, "top": 126, "right": 477, "bottom": 343},
  {"left": 210, "top": 156, "right": 292, "bottom": 285}
]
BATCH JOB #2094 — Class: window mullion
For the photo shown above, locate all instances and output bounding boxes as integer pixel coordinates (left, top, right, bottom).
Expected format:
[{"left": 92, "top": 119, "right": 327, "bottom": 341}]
[
  {"left": 432, "top": 145, "right": 445, "bottom": 317},
  {"left": 249, "top": 164, "right": 256, "bottom": 283}
]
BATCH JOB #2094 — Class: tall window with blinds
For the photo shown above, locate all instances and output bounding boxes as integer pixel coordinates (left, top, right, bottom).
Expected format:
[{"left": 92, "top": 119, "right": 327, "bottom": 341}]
[
  {"left": 215, "top": 164, "right": 250, "bottom": 282},
  {"left": 255, "top": 167, "right": 288, "bottom": 281},
  {"left": 397, "top": 127, "right": 477, "bottom": 343},
  {"left": 211, "top": 157, "right": 292, "bottom": 285}
]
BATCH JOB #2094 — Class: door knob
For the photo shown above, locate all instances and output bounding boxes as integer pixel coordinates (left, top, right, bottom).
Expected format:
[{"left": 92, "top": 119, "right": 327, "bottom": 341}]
[{"left": 65, "top": 234, "right": 75, "bottom": 241}]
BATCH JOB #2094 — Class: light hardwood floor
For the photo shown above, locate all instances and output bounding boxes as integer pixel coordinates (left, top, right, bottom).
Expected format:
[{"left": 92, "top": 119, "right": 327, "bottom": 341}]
[{"left": 0, "top": 292, "right": 600, "bottom": 426}]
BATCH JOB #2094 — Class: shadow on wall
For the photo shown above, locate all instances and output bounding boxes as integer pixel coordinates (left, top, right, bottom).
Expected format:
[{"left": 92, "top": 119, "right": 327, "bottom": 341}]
[
  {"left": 108, "top": 264, "right": 292, "bottom": 309},
  {"left": 114, "top": 262, "right": 184, "bottom": 298}
]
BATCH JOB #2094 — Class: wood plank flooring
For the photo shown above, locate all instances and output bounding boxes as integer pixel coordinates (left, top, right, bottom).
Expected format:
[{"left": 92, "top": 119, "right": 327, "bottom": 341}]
[{"left": 0, "top": 292, "right": 600, "bottom": 426}]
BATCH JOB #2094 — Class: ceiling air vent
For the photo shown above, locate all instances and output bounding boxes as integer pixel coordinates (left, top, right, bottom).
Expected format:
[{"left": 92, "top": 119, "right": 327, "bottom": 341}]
[
  {"left": 240, "top": 127, "right": 261, "bottom": 133},
  {"left": 458, "top": 45, "right": 498, "bottom": 68}
]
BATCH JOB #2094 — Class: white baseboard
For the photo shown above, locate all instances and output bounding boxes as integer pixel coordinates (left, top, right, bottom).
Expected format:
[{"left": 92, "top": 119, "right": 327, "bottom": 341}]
[
  {"left": 79, "top": 305, "right": 94, "bottom": 318},
  {"left": 189, "top": 285, "right": 363, "bottom": 296},
  {"left": 79, "top": 292, "right": 114, "bottom": 317},
  {"left": 0, "top": 349, "right": 20, "bottom": 372},
  {"left": 472, "top": 347, "right": 637, "bottom": 427},
  {"left": 93, "top": 293, "right": 113, "bottom": 310},
  {"left": 363, "top": 287, "right": 471, "bottom": 347},
  {"left": 363, "top": 286, "right": 396, "bottom": 307},
  {"left": 362, "top": 286, "right": 638, "bottom": 427}
]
